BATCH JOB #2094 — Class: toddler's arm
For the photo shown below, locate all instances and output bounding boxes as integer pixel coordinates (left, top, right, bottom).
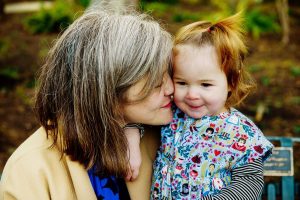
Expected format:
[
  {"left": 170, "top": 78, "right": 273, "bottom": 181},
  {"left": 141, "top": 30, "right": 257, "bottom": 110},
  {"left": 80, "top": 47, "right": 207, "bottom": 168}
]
[
  {"left": 124, "top": 127, "right": 142, "bottom": 181},
  {"left": 201, "top": 157, "right": 264, "bottom": 200}
]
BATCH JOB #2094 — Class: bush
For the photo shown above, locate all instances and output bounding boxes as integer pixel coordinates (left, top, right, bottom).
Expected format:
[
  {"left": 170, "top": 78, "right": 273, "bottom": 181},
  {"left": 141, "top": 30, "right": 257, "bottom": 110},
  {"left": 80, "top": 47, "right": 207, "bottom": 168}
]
[
  {"left": 172, "top": 12, "right": 201, "bottom": 22},
  {"left": 0, "top": 39, "right": 9, "bottom": 58},
  {"left": 25, "top": 0, "right": 80, "bottom": 34},
  {"left": 142, "top": 2, "right": 170, "bottom": 17},
  {"left": 141, "top": 0, "right": 178, "bottom": 5},
  {"left": 245, "top": 9, "right": 281, "bottom": 39},
  {"left": 209, "top": 0, "right": 281, "bottom": 39},
  {"left": 0, "top": 67, "right": 19, "bottom": 80},
  {"left": 290, "top": 66, "right": 300, "bottom": 77},
  {"left": 76, "top": 0, "right": 91, "bottom": 8}
]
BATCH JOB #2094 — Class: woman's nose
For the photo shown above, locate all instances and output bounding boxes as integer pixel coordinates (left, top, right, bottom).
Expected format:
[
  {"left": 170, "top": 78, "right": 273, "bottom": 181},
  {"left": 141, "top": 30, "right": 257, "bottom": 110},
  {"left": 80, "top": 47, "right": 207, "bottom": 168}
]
[{"left": 163, "top": 75, "right": 174, "bottom": 96}]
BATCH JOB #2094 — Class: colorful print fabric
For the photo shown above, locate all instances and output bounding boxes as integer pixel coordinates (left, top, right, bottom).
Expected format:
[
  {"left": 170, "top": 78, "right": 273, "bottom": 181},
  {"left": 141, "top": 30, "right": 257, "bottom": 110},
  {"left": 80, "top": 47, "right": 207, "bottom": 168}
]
[{"left": 151, "top": 107, "right": 273, "bottom": 199}]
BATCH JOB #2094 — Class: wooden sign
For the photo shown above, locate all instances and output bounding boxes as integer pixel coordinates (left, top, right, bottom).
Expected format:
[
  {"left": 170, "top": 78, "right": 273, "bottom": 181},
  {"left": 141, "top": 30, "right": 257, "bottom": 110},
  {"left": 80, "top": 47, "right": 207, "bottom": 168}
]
[{"left": 263, "top": 147, "right": 294, "bottom": 176}]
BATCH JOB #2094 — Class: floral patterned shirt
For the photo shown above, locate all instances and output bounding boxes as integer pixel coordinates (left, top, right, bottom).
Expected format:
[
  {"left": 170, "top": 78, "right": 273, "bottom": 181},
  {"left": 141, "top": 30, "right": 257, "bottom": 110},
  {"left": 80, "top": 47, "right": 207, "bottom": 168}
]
[{"left": 151, "top": 107, "right": 273, "bottom": 200}]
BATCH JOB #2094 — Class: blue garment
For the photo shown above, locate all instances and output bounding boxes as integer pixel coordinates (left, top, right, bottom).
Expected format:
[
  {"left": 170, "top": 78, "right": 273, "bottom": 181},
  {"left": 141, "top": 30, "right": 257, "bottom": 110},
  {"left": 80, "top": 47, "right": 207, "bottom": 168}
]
[{"left": 88, "top": 166, "right": 120, "bottom": 200}]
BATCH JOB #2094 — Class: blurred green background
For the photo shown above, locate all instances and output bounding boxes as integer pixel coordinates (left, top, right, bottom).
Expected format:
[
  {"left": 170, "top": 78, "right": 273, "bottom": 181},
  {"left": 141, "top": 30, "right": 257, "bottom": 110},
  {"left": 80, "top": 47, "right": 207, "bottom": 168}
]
[{"left": 0, "top": 0, "right": 299, "bottom": 189}]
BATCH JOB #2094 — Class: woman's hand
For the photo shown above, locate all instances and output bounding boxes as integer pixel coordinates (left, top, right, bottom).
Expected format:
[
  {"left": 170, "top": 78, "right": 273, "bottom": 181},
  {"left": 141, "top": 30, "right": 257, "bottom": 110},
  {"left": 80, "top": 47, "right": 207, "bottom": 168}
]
[{"left": 124, "top": 128, "right": 142, "bottom": 181}]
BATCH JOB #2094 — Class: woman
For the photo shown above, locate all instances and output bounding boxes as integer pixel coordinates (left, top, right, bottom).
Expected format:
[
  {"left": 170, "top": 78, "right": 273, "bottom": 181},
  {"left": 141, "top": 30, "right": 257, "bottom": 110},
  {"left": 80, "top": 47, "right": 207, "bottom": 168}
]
[{"left": 0, "top": 8, "right": 173, "bottom": 200}]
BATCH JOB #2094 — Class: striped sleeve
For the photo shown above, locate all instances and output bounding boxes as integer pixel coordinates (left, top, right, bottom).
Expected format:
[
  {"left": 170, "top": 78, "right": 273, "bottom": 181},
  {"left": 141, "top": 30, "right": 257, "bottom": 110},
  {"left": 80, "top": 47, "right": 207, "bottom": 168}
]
[{"left": 201, "top": 157, "right": 264, "bottom": 200}]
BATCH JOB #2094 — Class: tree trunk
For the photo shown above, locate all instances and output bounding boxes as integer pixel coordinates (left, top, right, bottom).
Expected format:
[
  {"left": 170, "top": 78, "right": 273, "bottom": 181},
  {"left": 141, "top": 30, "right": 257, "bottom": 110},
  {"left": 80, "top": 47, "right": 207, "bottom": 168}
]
[{"left": 276, "top": 0, "right": 290, "bottom": 45}]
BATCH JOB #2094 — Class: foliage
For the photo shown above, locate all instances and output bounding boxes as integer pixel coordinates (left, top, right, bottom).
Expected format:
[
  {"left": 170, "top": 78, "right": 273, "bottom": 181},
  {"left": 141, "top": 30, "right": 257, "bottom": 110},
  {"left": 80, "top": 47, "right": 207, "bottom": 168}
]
[
  {"left": 15, "top": 85, "right": 34, "bottom": 106},
  {"left": 290, "top": 66, "right": 300, "bottom": 77},
  {"left": 0, "top": 67, "right": 19, "bottom": 79},
  {"left": 210, "top": 0, "right": 251, "bottom": 17},
  {"left": 172, "top": 11, "right": 201, "bottom": 22},
  {"left": 249, "top": 65, "right": 263, "bottom": 73},
  {"left": 294, "top": 125, "right": 300, "bottom": 134},
  {"left": 290, "top": 96, "right": 300, "bottom": 106},
  {"left": 245, "top": 8, "right": 280, "bottom": 39},
  {"left": 0, "top": 39, "right": 9, "bottom": 58},
  {"left": 182, "top": 0, "right": 201, "bottom": 5},
  {"left": 24, "top": 0, "right": 81, "bottom": 34},
  {"left": 142, "top": 1, "right": 201, "bottom": 21},
  {"left": 76, "top": 0, "right": 91, "bottom": 8},
  {"left": 141, "top": 0, "right": 178, "bottom": 5},
  {"left": 142, "top": 2, "right": 170, "bottom": 17},
  {"left": 25, "top": 79, "right": 36, "bottom": 89},
  {"left": 209, "top": 0, "right": 281, "bottom": 39},
  {"left": 260, "top": 76, "right": 271, "bottom": 86}
]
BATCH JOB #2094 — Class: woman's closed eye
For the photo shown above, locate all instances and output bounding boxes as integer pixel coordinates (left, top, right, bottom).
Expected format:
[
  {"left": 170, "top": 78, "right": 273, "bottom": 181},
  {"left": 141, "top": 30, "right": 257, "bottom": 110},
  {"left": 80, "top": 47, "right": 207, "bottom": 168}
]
[
  {"left": 155, "top": 81, "right": 163, "bottom": 88},
  {"left": 155, "top": 83, "right": 162, "bottom": 89},
  {"left": 175, "top": 81, "right": 186, "bottom": 86}
]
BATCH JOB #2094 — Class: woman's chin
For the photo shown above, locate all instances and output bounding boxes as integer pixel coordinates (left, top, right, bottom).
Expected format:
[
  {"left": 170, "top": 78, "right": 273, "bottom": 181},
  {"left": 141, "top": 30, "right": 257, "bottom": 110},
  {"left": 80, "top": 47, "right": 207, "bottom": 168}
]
[{"left": 151, "top": 112, "right": 173, "bottom": 125}]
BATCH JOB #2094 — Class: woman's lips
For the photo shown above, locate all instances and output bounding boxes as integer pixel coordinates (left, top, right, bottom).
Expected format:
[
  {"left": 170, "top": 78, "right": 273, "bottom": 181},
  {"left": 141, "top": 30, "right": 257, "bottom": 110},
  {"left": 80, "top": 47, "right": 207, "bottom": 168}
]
[{"left": 162, "top": 102, "right": 172, "bottom": 108}]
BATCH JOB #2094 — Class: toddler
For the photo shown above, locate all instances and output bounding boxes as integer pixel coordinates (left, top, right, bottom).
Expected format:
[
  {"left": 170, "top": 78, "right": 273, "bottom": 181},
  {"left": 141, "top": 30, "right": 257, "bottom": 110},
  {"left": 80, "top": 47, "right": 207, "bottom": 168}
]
[{"left": 151, "top": 13, "right": 273, "bottom": 200}]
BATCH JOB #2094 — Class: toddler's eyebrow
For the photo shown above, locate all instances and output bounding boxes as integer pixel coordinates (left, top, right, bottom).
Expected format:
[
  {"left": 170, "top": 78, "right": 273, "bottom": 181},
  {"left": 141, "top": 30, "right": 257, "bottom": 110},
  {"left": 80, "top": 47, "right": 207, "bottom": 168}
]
[
  {"left": 173, "top": 75, "right": 184, "bottom": 79},
  {"left": 200, "top": 79, "right": 213, "bottom": 82}
]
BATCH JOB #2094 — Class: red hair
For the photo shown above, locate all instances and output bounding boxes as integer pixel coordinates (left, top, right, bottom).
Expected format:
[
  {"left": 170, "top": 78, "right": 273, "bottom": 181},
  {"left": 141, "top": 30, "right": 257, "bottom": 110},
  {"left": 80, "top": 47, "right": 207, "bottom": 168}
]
[{"left": 174, "top": 13, "right": 256, "bottom": 107}]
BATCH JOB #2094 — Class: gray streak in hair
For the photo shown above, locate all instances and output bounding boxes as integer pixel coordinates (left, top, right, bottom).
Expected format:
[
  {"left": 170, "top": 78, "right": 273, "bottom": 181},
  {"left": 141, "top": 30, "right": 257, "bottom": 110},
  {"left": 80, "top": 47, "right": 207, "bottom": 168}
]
[{"left": 35, "top": 8, "right": 172, "bottom": 176}]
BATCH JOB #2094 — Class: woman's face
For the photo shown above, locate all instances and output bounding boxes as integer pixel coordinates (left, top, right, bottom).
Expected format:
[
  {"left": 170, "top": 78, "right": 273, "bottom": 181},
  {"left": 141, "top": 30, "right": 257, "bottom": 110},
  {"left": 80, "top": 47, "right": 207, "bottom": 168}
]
[{"left": 123, "top": 73, "right": 174, "bottom": 125}]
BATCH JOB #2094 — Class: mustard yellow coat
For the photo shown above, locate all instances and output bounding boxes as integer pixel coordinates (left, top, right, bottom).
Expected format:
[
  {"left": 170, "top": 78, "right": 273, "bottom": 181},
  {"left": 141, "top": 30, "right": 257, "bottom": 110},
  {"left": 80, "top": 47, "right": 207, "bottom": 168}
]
[
  {"left": 0, "top": 127, "right": 97, "bottom": 200},
  {"left": 0, "top": 127, "right": 160, "bottom": 200}
]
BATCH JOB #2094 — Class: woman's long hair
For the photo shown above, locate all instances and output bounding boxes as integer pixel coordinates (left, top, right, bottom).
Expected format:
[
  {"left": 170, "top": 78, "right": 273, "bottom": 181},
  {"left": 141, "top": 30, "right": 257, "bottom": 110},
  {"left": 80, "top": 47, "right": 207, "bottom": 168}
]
[{"left": 35, "top": 9, "right": 172, "bottom": 177}]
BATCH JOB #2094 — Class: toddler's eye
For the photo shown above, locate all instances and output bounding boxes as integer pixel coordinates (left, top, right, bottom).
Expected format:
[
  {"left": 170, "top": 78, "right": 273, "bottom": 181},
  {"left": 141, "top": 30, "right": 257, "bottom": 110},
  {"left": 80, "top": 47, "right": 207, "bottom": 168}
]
[
  {"left": 201, "top": 83, "right": 212, "bottom": 87},
  {"left": 176, "top": 81, "right": 186, "bottom": 86}
]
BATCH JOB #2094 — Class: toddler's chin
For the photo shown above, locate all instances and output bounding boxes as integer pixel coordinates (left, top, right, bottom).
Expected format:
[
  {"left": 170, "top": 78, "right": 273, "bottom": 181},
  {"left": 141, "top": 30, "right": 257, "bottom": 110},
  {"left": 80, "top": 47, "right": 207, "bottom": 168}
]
[{"left": 185, "top": 110, "right": 207, "bottom": 119}]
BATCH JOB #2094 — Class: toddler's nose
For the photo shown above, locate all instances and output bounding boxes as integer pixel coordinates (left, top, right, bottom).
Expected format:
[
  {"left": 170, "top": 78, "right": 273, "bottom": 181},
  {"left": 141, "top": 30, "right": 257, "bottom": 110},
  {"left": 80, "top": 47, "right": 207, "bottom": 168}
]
[{"left": 186, "top": 87, "right": 199, "bottom": 100}]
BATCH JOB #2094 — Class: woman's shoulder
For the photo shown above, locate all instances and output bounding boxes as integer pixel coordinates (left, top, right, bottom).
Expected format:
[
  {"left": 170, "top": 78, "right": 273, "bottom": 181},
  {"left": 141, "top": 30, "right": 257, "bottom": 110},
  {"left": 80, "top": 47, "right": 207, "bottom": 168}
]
[
  {"left": 2, "top": 127, "right": 60, "bottom": 177},
  {"left": 6, "top": 127, "right": 55, "bottom": 161},
  {"left": 0, "top": 127, "right": 95, "bottom": 200}
]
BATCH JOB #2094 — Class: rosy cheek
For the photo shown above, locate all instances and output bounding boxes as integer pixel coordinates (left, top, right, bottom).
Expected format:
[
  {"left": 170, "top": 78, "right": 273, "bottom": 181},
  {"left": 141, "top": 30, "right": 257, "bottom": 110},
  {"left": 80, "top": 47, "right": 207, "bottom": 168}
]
[
  {"left": 173, "top": 99, "right": 180, "bottom": 106},
  {"left": 174, "top": 88, "right": 185, "bottom": 99}
]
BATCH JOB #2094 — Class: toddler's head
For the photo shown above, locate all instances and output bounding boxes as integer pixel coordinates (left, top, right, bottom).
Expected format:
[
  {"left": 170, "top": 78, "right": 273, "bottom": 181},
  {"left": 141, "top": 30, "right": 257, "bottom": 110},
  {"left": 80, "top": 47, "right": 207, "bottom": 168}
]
[{"left": 172, "top": 13, "right": 256, "bottom": 118}]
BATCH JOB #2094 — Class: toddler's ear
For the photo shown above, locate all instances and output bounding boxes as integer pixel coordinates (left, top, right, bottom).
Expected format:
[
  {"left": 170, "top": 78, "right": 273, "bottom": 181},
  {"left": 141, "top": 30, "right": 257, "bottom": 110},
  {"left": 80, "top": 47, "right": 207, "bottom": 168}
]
[
  {"left": 227, "top": 85, "right": 233, "bottom": 94},
  {"left": 227, "top": 84, "right": 232, "bottom": 92},
  {"left": 227, "top": 91, "right": 232, "bottom": 98}
]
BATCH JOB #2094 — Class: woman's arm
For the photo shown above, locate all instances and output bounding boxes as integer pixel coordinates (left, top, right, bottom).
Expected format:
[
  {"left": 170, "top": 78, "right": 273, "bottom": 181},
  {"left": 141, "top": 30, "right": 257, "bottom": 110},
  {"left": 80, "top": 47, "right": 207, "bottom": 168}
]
[
  {"left": 126, "top": 126, "right": 161, "bottom": 200},
  {"left": 124, "top": 127, "right": 143, "bottom": 181}
]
